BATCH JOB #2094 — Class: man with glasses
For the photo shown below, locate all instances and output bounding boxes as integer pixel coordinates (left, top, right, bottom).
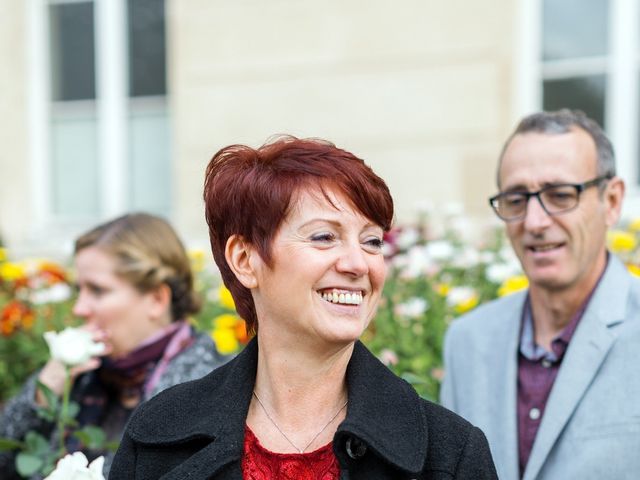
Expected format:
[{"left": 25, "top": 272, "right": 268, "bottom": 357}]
[{"left": 440, "top": 109, "right": 638, "bottom": 480}]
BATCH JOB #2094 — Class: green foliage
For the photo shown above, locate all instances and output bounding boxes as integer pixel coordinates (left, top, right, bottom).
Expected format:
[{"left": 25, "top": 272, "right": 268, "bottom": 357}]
[
  {"left": 362, "top": 220, "right": 519, "bottom": 401},
  {"left": 15, "top": 431, "right": 54, "bottom": 477}
]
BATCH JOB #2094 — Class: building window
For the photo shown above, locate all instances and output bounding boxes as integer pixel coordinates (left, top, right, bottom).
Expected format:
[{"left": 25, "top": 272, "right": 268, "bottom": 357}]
[
  {"left": 541, "top": 0, "right": 609, "bottom": 128},
  {"left": 128, "top": 0, "right": 166, "bottom": 97},
  {"left": 49, "top": 0, "right": 99, "bottom": 217},
  {"left": 49, "top": 1, "right": 96, "bottom": 101},
  {"left": 43, "top": 0, "right": 170, "bottom": 222},
  {"left": 539, "top": 0, "right": 640, "bottom": 205}
]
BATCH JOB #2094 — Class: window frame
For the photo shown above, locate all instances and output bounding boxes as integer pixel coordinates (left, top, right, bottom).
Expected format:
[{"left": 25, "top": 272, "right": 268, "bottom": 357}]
[
  {"left": 27, "top": 0, "right": 169, "bottom": 242},
  {"left": 516, "top": 0, "right": 640, "bottom": 218}
]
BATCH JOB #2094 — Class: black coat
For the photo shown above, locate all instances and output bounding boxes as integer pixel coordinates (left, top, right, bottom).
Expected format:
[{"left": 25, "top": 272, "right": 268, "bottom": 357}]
[{"left": 110, "top": 339, "right": 497, "bottom": 479}]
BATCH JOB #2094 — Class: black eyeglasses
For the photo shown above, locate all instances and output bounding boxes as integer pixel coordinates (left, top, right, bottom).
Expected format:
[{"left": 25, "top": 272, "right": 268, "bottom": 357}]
[{"left": 488, "top": 174, "right": 612, "bottom": 222}]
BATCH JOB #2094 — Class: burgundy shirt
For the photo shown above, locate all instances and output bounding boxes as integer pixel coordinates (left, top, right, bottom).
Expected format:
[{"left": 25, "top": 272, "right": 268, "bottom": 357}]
[{"left": 517, "top": 259, "right": 608, "bottom": 476}]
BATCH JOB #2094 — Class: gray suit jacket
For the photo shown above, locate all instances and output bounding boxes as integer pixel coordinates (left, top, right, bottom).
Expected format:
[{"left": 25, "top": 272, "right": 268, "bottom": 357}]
[{"left": 440, "top": 255, "right": 640, "bottom": 480}]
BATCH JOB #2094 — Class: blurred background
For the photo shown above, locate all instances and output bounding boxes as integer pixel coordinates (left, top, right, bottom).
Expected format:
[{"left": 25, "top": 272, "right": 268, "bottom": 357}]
[
  {"left": 4, "top": 0, "right": 640, "bottom": 406},
  {"left": 1, "top": 0, "right": 639, "bottom": 257}
]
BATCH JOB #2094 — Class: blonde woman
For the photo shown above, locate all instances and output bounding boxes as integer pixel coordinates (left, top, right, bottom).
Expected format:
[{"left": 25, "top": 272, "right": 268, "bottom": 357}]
[{"left": 0, "top": 213, "right": 229, "bottom": 479}]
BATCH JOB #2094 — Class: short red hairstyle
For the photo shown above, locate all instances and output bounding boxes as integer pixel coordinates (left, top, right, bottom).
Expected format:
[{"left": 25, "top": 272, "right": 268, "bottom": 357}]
[{"left": 203, "top": 135, "right": 394, "bottom": 333}]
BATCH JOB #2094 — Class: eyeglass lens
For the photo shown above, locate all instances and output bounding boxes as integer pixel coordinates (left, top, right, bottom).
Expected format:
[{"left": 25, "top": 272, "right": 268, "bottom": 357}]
[{"left": 496, "top": 185, "right": 579, "bottom": 219}]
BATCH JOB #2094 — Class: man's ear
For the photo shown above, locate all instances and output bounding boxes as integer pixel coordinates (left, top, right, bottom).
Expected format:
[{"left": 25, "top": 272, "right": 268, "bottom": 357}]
[
  {"left": 225, "top": 235, "right": 258, "bottom": 289},
  {"left": 604, "top": 176, "right": 625, "bottom": 227}
]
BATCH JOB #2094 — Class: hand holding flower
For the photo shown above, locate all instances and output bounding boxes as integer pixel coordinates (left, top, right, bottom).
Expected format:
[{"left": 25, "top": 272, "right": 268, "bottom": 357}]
[
  {"left": 0, "top": 327, "right": 113, "bottom": 478},
  {"left": 36, "top": 326, "right": 108, "bottom": 406},
  {"left": 43, "top": 326, "right": 107, "bottom": 367}
]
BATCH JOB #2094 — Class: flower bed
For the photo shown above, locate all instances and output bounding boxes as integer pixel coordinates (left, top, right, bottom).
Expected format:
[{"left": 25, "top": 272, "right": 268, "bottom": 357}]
[{"left": 1, "top": 217, "right": 638, "bottom": 404}]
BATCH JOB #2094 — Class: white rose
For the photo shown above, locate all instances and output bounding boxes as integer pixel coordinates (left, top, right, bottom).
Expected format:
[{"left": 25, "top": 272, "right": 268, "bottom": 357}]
[
  {"left": 45, "top": 452, "right": 105, "bottom": 480},
  {"left": 43, "top": 327, "right": 106, "bottom": 367}
]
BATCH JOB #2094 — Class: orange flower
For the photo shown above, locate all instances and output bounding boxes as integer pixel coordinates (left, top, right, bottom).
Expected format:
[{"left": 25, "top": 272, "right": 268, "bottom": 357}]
[
  {"left": 235, "top": 318, "right": 249, "bottom": 344},
  {"left": 37, "top": 261, "right": 68, "bottom": 285},
  {"left": 0, "top": 301, "right": 34, "bottom": 336}
]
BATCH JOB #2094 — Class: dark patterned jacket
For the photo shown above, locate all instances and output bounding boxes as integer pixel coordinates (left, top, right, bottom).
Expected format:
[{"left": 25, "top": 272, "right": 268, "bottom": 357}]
[
  {"left": 0, "top": 331, "right": 228, "bottom": 479},
  {"left": 110, "top": 339, "right": 498, "bottom": 479}
]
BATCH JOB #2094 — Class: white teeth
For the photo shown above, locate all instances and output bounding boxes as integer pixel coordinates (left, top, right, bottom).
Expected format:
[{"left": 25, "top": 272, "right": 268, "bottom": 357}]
[
  {"left": 532, "top": 244, "right": 559, "bottom": 252},
  {"left": 319, "top": 290, "right": 363, "bottom": 305}
]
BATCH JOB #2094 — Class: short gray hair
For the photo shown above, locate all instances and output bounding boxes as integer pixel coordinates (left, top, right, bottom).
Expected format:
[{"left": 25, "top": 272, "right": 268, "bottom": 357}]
[{"left": 497, "top": 109, "right": 615, "bottom": 185}]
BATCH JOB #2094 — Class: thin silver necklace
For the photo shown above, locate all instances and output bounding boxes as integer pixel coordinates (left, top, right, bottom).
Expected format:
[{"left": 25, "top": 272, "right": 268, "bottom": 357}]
[{"left": 252, "top": 391, "right": 348, "bottom": 453}]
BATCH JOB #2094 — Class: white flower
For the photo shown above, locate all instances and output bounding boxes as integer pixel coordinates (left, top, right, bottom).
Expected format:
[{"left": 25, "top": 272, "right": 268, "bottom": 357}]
[
  {"left": 45, "top": 452, "right": 105, "bottom": 480},
  {"left": 396, "top": 227, "right": 421, "bottom": 250},
  {"left": 395, "top": 297, "right": 429, "bottom": 318},
  {"left": 478, "top": 251, "right": 496, "bottom": 264},
  {"left": 485, "top": 263, "right": 514, "bottom": 283},
  {"left": 425, "top": 241, "right": 454, "bottom": 262},
  {"left": 43, "top": 327, "right": 106, "bottom": 367},
  {"left": 396, "top": 246, "right": 437, "bottom": 279},
  {"left": 446, "top": 286, "right": 477, "bottom": 307},
  {"left": 451, "top": 247, "right": 480, "bottom": 269},
  {"left": 30, "top": 283, "right": 73, "bottom": 304}
]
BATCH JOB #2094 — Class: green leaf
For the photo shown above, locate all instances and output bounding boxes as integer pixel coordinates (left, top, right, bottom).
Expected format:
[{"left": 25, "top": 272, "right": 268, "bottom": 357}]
[
  {"left": 105, "top": 440, "right": 121, "bottom": 452},
  {"left": 36, "top": 407, "right": 57, "bottom": 423},
  {"left": 41, "top": 451, "right": 59, "bottom": 476},
  {"left": 74, "top": 425, "right": 106, "bottom": 449},
  {"left": 36, "top": 380, "right": 59, "bottom": 412},
  {"left": 16, "top": 452, "right": 44, "bottom": 477},
  {"left": 24, "top": 431, "right": 49, "bottom": 456},
  {"left": 400, "top": 372, "right": 429, "bottom": 386},
  {"left": 65, "top": 401, "right": 80, "bottom": 420},
  {"left": 0, "top": 437, "right": 24, "bottom": 451}
]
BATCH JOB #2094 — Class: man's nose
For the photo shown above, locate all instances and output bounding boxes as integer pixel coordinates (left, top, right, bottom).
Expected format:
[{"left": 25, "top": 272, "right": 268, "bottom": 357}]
[{"left": 523, "top": 194, "right": 553, "bottom": 232}]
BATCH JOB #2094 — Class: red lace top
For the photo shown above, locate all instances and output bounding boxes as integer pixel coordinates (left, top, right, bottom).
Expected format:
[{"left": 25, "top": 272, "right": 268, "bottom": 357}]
[{"left": 241, "top": 426, "right": 340, "bottom": 480}]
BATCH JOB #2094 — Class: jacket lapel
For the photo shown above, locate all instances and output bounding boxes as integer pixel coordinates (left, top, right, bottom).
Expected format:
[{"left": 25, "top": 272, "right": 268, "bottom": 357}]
[
  {"left": 490, "top": 293, "right": 523, "bottom": 480},
  {"left": 159, "top": 440, "right": 242, "bottom": 480},
  {"left": 336, "top": 341, "right": 428, "bottom": 474},
  {"left": 128, "top": 339, "right": 259, "bottom": 479},
  {"left": 128, "top": 338, "right": 431, "bottom": 478},
  {"left": 523, "top": 257, "right": 629, "bottom": 480}
]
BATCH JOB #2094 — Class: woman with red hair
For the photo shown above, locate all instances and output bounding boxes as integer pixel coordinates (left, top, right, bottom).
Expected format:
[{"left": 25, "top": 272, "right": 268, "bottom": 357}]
[{"left": 111, "top": 136, "right": 497, "bottom": 479}]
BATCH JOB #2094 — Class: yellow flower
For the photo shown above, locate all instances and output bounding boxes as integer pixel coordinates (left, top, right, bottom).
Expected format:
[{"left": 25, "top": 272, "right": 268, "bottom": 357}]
[
  {"left": 628, "top": 218, "right": 640, "bottom": 232},
  {"left": 213, "top": 313, "right": 240, "bottom": 329},
  {"left": 0, "top": 247, "right": 6, "bottom": 262},
  {"left": 627, "top": 264, "right": 640, "bottom": 278},
  {"left": 435, "top": 283, "right": 450, "bottom": 296},
  {"left": 447, "top": 287, "right": 478, "bottom": 314},
  {"left": 454, "top": 294, "right": 479, "bottom": 314},
  {"left": 498, "top": 275, "right": 529, "bottom": 297},
  {"left": 211, "top": 328, "right": 239, "bottom": 355},
  {"left": 188, "top": 249, "right": 206, "bottom": 273},
  {"left": 608, "top": 230, "right": 637, "bottom": 253},
  {"left": 0, "top": 262, "right": 26, "bottom": 282},
  {"left": 219, "top": 285, "right": 236, "bottom": 310}
]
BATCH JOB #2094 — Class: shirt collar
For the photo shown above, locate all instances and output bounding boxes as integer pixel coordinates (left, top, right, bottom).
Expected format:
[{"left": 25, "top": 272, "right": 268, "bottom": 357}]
[{"left": 519, "top": 253, "right": 610, "bottom": 362}]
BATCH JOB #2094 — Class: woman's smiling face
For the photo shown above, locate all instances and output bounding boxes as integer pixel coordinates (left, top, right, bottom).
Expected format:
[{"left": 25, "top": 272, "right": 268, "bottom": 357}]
[{"left": 248, "top": 188, "right": 387, "bottom": 346}]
